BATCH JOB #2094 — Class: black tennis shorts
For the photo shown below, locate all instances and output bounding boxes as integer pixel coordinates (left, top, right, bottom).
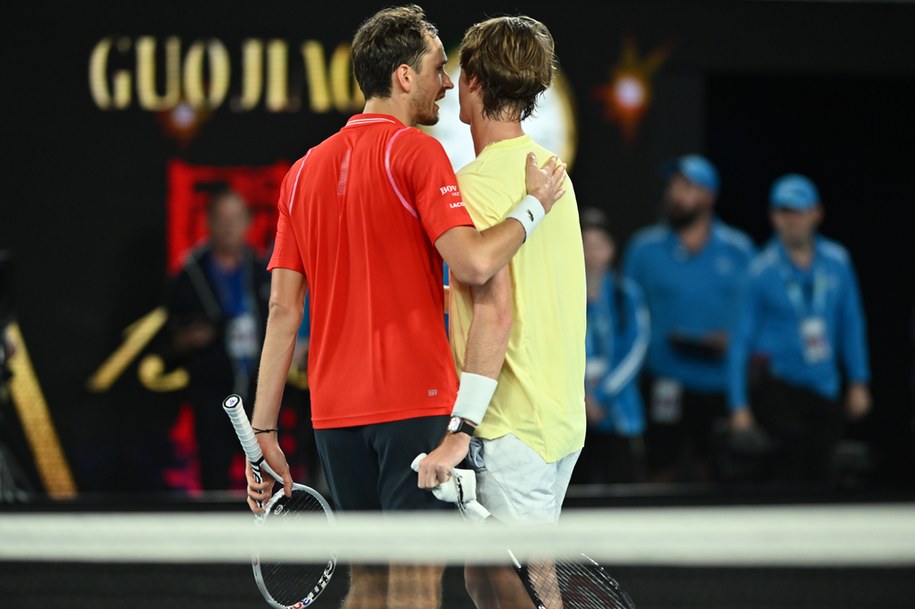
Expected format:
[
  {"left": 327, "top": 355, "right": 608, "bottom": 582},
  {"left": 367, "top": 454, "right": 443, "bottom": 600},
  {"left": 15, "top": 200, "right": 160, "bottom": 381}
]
[{"left": 314, "top": 415, "right": 452, "bottom": 512}]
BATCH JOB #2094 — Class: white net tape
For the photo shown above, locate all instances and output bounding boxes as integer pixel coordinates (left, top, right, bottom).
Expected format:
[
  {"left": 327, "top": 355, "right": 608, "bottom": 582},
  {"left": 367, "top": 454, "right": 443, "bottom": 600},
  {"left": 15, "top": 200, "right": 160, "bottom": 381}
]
[{"left": 2, "top": 503, "right": 914, "bottom": 566}]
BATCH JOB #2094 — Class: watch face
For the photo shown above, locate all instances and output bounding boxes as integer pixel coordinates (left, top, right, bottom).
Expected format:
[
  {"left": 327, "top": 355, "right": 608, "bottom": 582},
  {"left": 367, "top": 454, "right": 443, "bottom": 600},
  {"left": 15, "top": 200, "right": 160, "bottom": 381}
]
[{"left": 447, "top": 417, "right": 461, "bottom": 433}]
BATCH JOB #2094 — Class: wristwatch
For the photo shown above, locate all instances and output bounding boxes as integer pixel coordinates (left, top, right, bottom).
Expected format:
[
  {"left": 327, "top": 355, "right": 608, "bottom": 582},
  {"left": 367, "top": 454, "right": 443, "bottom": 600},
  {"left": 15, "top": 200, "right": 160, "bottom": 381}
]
[{"left": 447, "top": 416, "right": 476, "bottom": 436}]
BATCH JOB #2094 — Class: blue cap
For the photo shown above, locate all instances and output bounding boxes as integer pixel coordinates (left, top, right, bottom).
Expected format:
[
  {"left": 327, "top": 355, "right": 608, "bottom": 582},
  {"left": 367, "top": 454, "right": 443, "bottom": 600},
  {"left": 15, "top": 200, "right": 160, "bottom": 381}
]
[
  {"left": 665, "top": 154, "right": 719, "bottom": 194},
  {"left": 769, "top": 174, "right": 820, "bottom": 211}
]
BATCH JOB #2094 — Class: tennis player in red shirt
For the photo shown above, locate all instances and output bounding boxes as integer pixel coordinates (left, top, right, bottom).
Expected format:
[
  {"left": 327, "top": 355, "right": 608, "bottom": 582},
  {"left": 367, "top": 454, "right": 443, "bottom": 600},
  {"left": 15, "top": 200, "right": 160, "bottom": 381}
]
[{"left": 244, "top": 5, "right": 567, "bottom": 608}]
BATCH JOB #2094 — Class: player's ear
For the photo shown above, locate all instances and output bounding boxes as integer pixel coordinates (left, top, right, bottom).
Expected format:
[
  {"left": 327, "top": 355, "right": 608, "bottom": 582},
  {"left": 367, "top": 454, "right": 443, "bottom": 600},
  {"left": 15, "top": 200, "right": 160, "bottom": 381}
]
[
  {"left": 393, "top": 64, "right": 412, "bottom": 92},
  {"left": 466, "top": 73, "right": 481, "bottom": 92}
]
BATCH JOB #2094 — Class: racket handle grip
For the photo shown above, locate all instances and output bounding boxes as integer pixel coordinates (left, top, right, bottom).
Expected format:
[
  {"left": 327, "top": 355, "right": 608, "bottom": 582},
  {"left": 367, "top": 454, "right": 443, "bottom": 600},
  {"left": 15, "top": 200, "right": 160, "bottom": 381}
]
[
  {"left": 223, "top": 394, "right": 263, "bottom": 464},
  {"left": 462, "top": 499, "right": 493, "bottom": 521}
]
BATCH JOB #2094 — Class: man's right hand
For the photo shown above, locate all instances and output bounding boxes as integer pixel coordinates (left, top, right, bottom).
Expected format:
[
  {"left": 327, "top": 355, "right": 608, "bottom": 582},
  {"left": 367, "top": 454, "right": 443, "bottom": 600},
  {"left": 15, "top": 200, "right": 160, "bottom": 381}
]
[
  {"left": 525, "top": 152, "right": 568, "bottom": 213},
  {"left": 417, "top": 433, "right": 471, "bottom": 490},
  {"left": 246, "top": 438, "right": 293, "bottom": 514}
]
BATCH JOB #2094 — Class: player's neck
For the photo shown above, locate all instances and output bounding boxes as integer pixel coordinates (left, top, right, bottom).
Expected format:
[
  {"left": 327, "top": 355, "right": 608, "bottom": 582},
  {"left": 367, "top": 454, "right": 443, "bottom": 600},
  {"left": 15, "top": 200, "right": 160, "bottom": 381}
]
[
  {"left": 471, "top": 119, "right": 524, "bottom": 157},
  {"left": 362, "top": 98, "right": 412, "bottom": 127}
]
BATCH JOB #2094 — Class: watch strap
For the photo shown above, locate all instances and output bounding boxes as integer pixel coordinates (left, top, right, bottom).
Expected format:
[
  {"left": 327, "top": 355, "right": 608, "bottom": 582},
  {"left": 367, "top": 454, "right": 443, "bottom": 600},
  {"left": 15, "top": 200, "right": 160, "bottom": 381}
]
[{"left": 448, "top": 417, "right": 476, "bottom": 436}]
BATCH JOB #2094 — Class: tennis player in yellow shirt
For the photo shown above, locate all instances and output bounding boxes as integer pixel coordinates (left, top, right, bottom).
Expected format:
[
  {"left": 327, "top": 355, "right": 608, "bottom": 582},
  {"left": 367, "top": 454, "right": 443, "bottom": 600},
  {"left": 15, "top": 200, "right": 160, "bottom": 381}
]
[{"left": 417, "top": 14, "right": 586, "bottom": 609}]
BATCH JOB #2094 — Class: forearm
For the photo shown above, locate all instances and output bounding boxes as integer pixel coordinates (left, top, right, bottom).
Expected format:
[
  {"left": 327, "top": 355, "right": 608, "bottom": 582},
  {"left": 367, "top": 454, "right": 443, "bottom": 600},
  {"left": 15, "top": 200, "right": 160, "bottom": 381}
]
[
  {"left": 465, "top": 311, "right": 509, "bottom": 380},
  {"left": 602, "top": 302, "right": 650, "bottom": 398},
  {"left": 251, "top": 301, "right": 302, "bottom": 428},
  {"left": 841, "top": 271, "right": 871, "bottom": 384},
  {"left": 251, "top": 268, "right": 308, "bottom": 429},
  {"left": 452, "top": 268, "right": 512, "bottom": 424},
  {"left": 419, "top": 270, "right": 511, "bottom": 486},
  {"left": 727, "top": 346, "right": 751, "bottom": 412},
  {"left": 842, "top": 324, "right": 871, "bottom": 385},
  {"left": 464, "top": 266, "right": 512, "bottom": 376}
]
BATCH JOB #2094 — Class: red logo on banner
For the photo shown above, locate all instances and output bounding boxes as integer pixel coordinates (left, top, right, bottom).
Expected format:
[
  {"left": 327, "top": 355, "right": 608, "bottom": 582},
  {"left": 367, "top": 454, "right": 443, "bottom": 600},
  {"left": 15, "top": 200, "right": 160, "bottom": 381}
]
[{"left": 165, "top": 159, "right": 291, "bottom": 275}]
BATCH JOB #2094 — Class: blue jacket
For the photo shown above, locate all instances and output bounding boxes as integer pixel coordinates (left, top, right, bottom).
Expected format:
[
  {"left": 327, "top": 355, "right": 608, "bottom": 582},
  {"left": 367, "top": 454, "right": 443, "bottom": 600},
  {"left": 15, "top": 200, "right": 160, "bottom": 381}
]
[
  {"left": 586, "top": 271, "right": 651, "bottom": 436},
  {"left": 621, "top": 219, "right": 757, "bottom": 392},
  {"left": 727, "top": 235, "right": 870, "bottom": 409}
]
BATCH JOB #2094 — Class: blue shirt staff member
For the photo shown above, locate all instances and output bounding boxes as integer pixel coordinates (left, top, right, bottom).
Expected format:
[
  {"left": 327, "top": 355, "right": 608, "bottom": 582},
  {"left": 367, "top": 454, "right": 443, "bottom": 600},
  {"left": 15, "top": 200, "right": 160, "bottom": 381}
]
[
  {"left": 622, "top": 154, "right": 756, "bottom": 483},
  {"left": 728, "top": 173, "right": 871, "bottom": 484}
]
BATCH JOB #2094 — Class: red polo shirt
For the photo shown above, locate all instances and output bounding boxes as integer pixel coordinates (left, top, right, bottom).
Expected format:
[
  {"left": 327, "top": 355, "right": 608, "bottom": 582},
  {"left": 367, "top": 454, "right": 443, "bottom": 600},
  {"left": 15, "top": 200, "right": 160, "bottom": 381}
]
[{"left": 269, "top": 114, "right": 474, "bottom": 428}]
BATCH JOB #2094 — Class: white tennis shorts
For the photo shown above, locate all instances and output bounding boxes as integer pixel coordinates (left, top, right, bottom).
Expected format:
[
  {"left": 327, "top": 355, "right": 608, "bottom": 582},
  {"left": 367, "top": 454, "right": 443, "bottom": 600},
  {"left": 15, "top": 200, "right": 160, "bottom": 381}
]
[{"left": 468, "top": 433, "right": 580, "bottom": 526}]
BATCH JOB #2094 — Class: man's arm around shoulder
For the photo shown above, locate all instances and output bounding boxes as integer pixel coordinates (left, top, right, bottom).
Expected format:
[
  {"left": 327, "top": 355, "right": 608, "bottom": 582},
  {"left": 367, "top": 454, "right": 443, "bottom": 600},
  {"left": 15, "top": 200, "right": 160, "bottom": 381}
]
[{"left": 436, "top": 153, "right": 567, "bottom": 286}]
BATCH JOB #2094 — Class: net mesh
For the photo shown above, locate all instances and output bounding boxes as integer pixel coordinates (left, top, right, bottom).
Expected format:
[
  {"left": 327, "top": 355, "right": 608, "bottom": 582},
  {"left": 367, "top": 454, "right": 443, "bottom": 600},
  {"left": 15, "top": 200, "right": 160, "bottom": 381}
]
[{"left": 2, "top": 502, "right": 914, "bottom": 609}]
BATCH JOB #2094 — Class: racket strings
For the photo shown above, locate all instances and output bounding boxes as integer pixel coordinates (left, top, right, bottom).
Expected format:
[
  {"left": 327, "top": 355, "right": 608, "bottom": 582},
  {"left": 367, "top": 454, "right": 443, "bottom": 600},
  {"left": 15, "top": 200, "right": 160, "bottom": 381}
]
[
  {"left": 256, "top": 489, "right": 335, "bottom": 607},
  {"left": 453, "top": 491, "right": 636, "bottom": 609},
  {"left": 525, "top": 556, "right": 636, "bottom": 609}
]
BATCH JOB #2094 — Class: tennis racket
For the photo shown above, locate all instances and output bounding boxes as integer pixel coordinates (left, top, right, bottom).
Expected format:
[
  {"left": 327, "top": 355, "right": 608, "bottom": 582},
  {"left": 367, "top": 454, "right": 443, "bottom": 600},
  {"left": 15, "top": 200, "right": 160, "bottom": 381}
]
[
  {"left": 412, "top": 453, "right": 636, "bottom": 609},
  {"left": 223, "top": 393, "right": 336, "bottom": 609}
]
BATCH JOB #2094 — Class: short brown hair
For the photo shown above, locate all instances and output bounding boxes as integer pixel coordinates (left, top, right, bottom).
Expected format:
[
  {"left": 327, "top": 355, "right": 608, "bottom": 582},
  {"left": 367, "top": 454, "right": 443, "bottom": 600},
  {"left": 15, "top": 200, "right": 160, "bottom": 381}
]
[
  {"left": 459, "top": 16, "right": 555, "bottom": 121},
  {"left": 352, "top": 4, "right": 439, "bottom": 100}
]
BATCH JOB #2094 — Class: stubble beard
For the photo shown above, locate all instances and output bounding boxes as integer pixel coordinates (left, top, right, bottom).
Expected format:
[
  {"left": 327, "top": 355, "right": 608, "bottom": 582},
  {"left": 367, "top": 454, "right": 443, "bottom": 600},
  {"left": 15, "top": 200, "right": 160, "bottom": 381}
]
[
  {"left": 412, "top": 82, "right": 441, "bottom": 126},
  {"left": 416, "top": 109, "right": 440, "bottom": 126}
]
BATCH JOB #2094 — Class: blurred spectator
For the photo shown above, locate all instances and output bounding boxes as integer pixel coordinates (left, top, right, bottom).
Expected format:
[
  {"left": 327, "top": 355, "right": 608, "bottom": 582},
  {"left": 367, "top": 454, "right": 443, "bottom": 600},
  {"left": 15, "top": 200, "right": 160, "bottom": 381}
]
[
  {"left": 0, "top": 250, "right": 32, "bottom": 501},
  {"left": 163, "top": 188, "right": 270, "bottom": 491},
  {"left": 571, "top": 208, "right": 650, "bottom": 485},
  {"left": 0, "top": 250, "right": 13, "bottom": 391},
  {"left": 727, "top": 174, "right": 871, "bottom": 485},
  {"left": 621, "top": 154, "right": 757, "bottom": 483}
]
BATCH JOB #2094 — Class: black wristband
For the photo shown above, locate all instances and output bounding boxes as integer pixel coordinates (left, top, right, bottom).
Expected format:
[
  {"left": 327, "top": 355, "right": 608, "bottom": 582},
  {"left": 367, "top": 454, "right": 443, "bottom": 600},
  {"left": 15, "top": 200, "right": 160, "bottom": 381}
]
[{"left": 253, "top": 427, "right": 279, "bottom": 435}]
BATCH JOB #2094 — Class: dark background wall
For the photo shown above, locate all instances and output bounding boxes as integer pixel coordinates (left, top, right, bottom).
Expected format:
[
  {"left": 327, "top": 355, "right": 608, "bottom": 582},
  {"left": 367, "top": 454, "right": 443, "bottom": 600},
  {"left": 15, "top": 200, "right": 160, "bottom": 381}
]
[{"left": 1, "top": 0, "right": 913, "bottom": 495}]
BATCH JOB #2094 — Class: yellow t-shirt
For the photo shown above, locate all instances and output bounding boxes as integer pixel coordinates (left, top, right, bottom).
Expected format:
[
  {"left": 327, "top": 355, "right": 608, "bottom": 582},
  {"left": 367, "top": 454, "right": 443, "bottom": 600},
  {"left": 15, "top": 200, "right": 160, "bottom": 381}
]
[{"left": 451, "top": 134, "right": 586, "bottom": 462}]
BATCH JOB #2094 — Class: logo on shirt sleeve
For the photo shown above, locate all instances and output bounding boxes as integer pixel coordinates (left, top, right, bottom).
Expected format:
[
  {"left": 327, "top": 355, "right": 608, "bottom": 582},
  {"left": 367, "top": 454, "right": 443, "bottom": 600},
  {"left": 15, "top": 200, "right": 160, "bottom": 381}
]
[{"left": 438, "top": 183, "right": 465, "bottom": 209}]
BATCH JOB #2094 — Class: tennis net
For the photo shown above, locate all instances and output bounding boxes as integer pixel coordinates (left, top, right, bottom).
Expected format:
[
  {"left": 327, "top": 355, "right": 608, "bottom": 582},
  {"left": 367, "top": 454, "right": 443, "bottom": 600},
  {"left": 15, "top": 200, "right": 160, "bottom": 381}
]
[{"left": 2, "top": 501, "right": 914, "bottom": 608}]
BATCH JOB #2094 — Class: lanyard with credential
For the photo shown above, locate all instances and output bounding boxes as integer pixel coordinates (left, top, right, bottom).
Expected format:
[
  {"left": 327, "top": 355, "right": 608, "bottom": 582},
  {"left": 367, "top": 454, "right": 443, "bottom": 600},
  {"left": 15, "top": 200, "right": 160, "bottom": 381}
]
[
  {"left": 778, "top": 253, "right": 827, "bottom": 320},
  {"left": 782, "top": 265, "right": 826, "bottom": 319},
  {"left": 779, "top": 248, "right": 831, "bottom": 365}
]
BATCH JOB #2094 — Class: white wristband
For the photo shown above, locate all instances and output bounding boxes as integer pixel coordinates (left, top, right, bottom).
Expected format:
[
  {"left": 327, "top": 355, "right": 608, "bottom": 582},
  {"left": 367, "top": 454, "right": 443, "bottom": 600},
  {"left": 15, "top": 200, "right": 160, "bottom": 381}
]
[
  {"left": 505, "top": 195, "right": 545, "bottom": 242},
  {"left": 451, "top": 372, "right": 498, "bottom": 426}
]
